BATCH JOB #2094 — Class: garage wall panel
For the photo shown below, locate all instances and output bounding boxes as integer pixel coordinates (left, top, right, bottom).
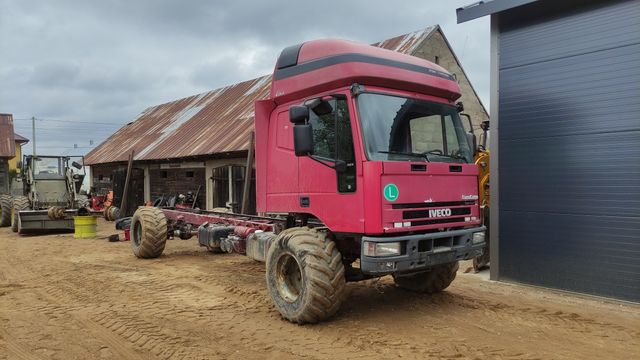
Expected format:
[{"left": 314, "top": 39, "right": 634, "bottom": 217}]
[{"left": 497, "top": 0, "right": 640, "bottom": 301}]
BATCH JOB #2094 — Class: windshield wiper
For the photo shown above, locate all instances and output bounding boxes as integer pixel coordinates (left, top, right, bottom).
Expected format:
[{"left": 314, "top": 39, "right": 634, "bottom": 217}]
[
  {"left": 421, "top": 150, "right": 467, "bottom": 162},
  {"left": 378, "top": 150, "right": 430, "bottom": 162}
]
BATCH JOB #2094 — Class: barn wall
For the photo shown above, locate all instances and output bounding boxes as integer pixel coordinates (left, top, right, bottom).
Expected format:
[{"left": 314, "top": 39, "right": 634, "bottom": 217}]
[{"left": 148, "top": 167, "right": 206, "bottom": 209}]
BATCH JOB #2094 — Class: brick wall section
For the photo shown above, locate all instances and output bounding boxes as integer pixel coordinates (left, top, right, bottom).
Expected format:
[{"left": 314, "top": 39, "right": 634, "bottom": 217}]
[
  {"left": 91, "top": 163, "right": 126, "bottom": 194},
  {"left": 412, "top": 30, "right": 490, "bottom": 139},
  {"left": 149, "top": 168, "right": 206, "bottom": 208}
]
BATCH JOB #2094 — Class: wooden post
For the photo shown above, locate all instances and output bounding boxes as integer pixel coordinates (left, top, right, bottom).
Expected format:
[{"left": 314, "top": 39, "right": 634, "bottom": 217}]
[
  {"left": 241, "top": 132, "right": 255, "bottom": 214},
  {"left": 120, "top": 150, "right": 134, "bottom": 217}
]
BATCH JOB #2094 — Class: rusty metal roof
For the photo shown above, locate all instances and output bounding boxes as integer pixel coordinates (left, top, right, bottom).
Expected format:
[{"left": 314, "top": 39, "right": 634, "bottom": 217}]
[
  {"left": 85, "top": 76, "right": 271, "bottom": 164},
  {"left": 373, "top": 26, "right": 437, "bottom": 54},
  {"left": 85, "top": 27, "right": 439, "bottom": 165},
  {"left": 0, "top": 114, "right": 17, "bottom": 158},
  {"left": 14, "top": 133, "right": 28, "bottom": 144}
]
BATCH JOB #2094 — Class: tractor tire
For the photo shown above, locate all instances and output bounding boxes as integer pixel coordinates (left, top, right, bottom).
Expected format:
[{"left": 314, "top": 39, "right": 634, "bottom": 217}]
[
  {"left": 11, "top": 196, "right": 30, "bottom": 233},
  {"left": 473, "top": 207, "right": 491, "bottom": 272},
  {"left": 265, "top": 227, "right": 346, "bottom": 324},
  {"left": 393, "top": 261, "right": 459, "bottom": 294},
  {"left": 0, "top": 194, "right": 12, "bottom": 227},
  {"left": 130, "top": 207, "right": 167, "bottom": 259}
]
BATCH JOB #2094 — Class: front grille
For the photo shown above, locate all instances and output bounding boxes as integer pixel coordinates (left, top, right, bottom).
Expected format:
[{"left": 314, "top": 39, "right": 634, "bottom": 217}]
[
  {"left": 403, "top": 207, "right": 471, "bottom": 220},
  {"left": 411, "top": 217, "right": 468, "bottom": 227},
  {"left": 392, "top": 200, "right": 475, "bottom": 209}
]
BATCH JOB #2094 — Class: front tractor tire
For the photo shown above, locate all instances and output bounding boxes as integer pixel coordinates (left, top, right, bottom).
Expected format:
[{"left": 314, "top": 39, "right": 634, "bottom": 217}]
[
  {"left": 266, "top": 227, "right": 346, "bottom": 324},
  {"left": 11, "top": 196, "right": 30, "bottom": 233},
  {"left": 131, "top": 207, "right": 168, "bottom": 258},
  {"left": 0, "top": 194, "right": 12, "bottom": 227},
  {"left": 393, "top": 261, "right": 459, "bottom": 294}
]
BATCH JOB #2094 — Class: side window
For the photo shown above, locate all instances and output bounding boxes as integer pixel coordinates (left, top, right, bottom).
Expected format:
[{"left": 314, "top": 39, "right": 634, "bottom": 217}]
[
  {"left": 307, "top": 97, "right": 356, "bottom": 193},
  {"left": 335, "top": 100, "right": 356, "bottom": 193},
  {"left": 308, "top": 104, "right": 336, "bottom": 159}
]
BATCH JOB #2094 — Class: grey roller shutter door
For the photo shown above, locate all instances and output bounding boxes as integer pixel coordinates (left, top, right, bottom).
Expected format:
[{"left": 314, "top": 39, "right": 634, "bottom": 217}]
[{"left": 498, "top": 0, "right": 640, "bottom": 301}]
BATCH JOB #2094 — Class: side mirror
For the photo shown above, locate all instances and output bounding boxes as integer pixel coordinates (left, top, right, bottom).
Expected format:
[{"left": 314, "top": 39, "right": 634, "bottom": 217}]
[
  {"left": 466, "top": 132, "right": 477, "bottom": 157},
  {"left": 71, "top": 161, "right": 82, "bottom": 170},
  {"left": 456, "top": 102, "right": 464, "bottom": 113},
  {"left": 293, "top": 124, "right": 314, "bottom": 156},
  {"left": 306, "top": 98, "right": 333, "bottom": 115},
  {"left": 289, "top": 105, "right": 309, "bottom": 124},
  {"left": 16, "top": 161, "right": 22, "bottom": 169},
  {"left": 334, "top": 160, "right": 347, "bottom": 173}
]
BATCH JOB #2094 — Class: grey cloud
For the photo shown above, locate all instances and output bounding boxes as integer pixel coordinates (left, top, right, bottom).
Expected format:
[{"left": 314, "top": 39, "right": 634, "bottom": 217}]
[{"left": 0, "top": 0, "right": 489, "bottom": 155}]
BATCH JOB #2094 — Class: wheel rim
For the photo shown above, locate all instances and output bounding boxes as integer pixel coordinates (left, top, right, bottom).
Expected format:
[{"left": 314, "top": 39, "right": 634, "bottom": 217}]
[
  {"left": 133, "top": 221, "right": 142, "bottom": 247},
  {"left": 275, "top": 253, "right": 303, "bottom": 303}
]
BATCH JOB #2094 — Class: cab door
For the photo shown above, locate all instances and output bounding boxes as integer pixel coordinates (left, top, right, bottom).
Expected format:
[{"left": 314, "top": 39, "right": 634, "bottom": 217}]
[{"left": 297, "top": 95, "right": 363, "bottom": 232}]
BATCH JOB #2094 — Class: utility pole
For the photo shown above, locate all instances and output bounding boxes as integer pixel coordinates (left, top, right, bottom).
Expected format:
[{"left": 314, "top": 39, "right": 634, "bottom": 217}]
[{"left": 31, "top": 116, "right": 36, "bottom": 157}]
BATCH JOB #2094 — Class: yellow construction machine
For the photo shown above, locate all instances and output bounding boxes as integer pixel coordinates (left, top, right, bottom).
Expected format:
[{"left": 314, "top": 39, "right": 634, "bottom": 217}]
[{"left": 473, "top": 121, "right": 490, "bottom": 271}]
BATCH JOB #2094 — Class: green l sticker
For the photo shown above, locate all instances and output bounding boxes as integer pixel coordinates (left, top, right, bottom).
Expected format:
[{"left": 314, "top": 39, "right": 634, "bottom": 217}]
[{"left": 383, "top": 183, "right": 399, "bottom": 202}]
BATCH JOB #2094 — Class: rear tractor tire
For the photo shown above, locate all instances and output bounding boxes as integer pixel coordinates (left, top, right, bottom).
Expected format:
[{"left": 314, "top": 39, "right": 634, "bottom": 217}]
[
  {"left": 130, "top": 207, "right": 168, "bottom": 258},
  {"left": 266, "top": 227, "right": 346, "bottom": 324},
  {"left": 11, "top": 196, "right": 30, "bottom": 233},
  {"left": 0, "top": 194, "right": 12, "bottom": 227},
  {"left": 393, "top": 261, "right": 459, "bottom": 294}
]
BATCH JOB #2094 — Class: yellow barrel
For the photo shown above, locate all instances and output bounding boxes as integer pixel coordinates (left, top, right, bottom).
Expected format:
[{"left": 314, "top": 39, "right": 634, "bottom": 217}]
[{"left": 74, "top": 215, "right": 98, "bottom": 238}]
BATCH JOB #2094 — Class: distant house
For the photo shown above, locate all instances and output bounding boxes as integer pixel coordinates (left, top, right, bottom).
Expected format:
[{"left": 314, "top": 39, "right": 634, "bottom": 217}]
[
  {"left": 0, "top": 114, "right": 17, "bottom": 193},
  {"left": 9, "top": 133, "right": 28, "bottom": 172},
  {"left": 85, "top": 25, "right": 489, "bottom": 213}
]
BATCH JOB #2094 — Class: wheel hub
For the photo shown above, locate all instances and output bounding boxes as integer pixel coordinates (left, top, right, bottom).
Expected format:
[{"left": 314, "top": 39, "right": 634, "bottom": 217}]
[
  {"left": 133, "top": 222, "right": 142, "bottom": 247},
  {"left": 275, "top": 253, "right": 303, "bottom": 303}
]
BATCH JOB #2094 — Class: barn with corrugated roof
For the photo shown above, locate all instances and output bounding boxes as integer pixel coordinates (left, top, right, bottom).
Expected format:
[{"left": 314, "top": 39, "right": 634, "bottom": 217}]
[
  {"left": 0, "top": 114, "right": 18, "bottom": 193},
  {"left": 85, "top": 25, "right": 488, "bottom": 214}
]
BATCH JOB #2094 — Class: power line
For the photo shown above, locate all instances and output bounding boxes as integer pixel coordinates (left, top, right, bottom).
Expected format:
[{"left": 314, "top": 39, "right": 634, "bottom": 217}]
[{"left": 13, "top": 117, "right": 131, "bottom": 126}]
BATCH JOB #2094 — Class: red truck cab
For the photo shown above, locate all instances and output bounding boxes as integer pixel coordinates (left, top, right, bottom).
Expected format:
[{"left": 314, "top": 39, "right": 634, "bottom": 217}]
[
  {"left": 255, "top": 39, "right": 485, "bottom": 276},
  {"left": 130, "top": 38, "right": 486, "bottom": 324}
]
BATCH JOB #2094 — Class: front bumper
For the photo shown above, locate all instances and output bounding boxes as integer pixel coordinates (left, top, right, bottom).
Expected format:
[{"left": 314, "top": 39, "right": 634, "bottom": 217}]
[{"left": 360, "top": 226, "right": 486, "bottom": 275}]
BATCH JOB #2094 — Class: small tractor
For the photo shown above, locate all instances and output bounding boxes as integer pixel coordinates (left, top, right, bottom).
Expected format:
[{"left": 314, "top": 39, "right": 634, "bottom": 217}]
[{"left": 11, "top": 155, "right": 85, "bottom": 234}]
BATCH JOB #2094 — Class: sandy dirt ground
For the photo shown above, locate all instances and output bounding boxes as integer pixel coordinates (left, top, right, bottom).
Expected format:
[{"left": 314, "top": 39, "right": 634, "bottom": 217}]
[{"left": 0, "top": 219, "right": 638, "bottom": 360}]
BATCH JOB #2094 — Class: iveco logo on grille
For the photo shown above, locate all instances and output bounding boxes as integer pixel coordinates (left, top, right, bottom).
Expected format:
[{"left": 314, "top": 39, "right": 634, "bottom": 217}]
[{"left": 429, "top": 209, "right": 452, "bottom": 218}]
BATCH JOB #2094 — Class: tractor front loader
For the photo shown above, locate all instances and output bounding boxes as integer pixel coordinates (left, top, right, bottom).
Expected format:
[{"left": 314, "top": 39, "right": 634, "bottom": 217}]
[{"left": 11, "top": 155, "right": 86, "bottom": 234}]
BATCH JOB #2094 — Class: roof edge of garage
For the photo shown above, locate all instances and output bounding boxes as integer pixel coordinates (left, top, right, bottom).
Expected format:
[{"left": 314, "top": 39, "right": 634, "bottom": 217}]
[{"left": 456, "top": 0, "right": 539, "bottom": 23}]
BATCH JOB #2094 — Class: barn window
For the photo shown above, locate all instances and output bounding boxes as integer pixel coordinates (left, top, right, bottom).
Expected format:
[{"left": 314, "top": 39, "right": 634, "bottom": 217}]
[
  {"left": 186, "top": 171, "right": 194, "bottom": 178},
  {"left": 161, "top": 171, "right": 168, "bottom": 178},
  {"left": 434, "top": 56, "right": 440, "bottom": 64}
]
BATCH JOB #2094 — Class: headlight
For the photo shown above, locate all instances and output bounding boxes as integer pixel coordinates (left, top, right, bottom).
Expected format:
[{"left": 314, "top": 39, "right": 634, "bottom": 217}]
[
  {"left": 472, "top": 232, "right": 485, "bottom": 244},
  {"left": 364, "top": 241, "right": 401, "bottom": 257}
]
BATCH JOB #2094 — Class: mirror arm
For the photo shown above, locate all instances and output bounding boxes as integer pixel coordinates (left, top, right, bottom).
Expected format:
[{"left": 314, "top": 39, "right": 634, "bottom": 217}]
[{"left": 308, "top": 155, "right": 338, "bottom": 170}]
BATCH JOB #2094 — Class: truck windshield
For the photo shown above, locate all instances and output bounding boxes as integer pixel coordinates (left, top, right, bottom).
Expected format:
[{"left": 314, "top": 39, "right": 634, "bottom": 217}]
[{"left": 357, "top": 93, "right": 472, "bottom": 163}]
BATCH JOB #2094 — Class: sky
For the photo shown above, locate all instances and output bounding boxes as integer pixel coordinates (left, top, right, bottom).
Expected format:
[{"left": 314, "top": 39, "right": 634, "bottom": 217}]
[{"left": 0, "top": 0, "right": 489, "bottom": 157}]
